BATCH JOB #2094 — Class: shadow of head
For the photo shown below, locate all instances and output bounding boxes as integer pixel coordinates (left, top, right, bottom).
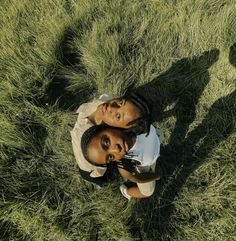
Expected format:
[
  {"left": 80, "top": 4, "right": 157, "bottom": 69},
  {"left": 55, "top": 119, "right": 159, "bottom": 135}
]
[{"left": 127, "top": 49, "right": 221, "bottom": 241}]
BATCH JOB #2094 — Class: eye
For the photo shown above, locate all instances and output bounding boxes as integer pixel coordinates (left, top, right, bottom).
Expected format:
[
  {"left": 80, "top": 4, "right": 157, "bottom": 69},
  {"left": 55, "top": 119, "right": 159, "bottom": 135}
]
[
  {"left": 104, "top": 137, "right": 110, "bottom": 147},
  {"left": 107, "top": 154, "right": 114, "bottom": 162},
  {"left": 119, "top": 99, "right": 123, "bottom": 106},
  {"left": 116, "top": 113, "right": 121, "bottom": 120},
  {"left": 102, "top": 135, "right": 110, "bottom": 149}
]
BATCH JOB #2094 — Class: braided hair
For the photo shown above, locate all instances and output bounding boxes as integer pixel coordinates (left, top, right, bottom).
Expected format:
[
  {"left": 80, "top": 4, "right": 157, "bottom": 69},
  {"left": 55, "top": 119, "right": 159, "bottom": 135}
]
[
  {"left": 81, "top": 125, "right": 141, "bottom": 174},
  {"left": 81, "top": 125, "right": 109, "bottom": 168},
  {"left": 122, "top": 92, "right": 152, "bottom": 136}
]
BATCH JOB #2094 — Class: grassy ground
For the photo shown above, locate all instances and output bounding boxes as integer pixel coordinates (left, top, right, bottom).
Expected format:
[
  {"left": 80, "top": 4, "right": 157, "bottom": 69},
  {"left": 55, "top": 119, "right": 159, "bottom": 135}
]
[{"left": 0, "top": 0, "right": 235, "bottom": 240}]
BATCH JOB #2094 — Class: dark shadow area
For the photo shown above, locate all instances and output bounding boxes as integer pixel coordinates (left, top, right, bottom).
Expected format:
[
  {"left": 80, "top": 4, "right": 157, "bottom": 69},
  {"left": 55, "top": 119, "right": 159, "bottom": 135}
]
[
  {"left": 135, "top": 49, "right": 220, "bottom": 151},
  {"left": 125, "top": 48, "right": 232, "bottom": 240},
  {"left": 40, "top": 11, "right": 108, "bottom": 111},
  {"left": 39, "top": 26, "right": 95, "bottom": 111},
  {"left": 57, "top": 27, "right": 80, "bottom": 67},
  {"left": 22, "top": 122, "right": 48, "bottom": 152},
  {"left": 0, "top": 220, "right": 31, "bottom": 241},
  {"left": 229, "top": 42, "right": 236, "bottom": 67},
  {"left": 155, "top": 90, "right": 235, "bottom": 240},
  {"left": 39, "top": 10, "right": 119, "bottom": 111}
]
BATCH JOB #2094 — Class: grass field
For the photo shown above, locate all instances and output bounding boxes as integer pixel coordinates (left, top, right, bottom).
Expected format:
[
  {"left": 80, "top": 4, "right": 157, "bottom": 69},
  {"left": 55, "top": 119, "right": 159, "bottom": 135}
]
[{"left": 0, "top": 0, "right": 235, "bottom": 240}]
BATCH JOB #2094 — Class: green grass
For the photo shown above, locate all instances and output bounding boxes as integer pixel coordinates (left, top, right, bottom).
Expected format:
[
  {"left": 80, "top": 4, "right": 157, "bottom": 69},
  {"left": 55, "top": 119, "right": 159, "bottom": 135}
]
[{"left": 0, "top": 0, "right": 235, "bottom": 240}]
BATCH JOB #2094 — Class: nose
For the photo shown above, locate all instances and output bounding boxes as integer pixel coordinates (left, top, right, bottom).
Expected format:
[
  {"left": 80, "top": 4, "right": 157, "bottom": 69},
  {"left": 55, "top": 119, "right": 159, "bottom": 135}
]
[{"left": 109, "top": 144, "right": 122, "bottom": 153}]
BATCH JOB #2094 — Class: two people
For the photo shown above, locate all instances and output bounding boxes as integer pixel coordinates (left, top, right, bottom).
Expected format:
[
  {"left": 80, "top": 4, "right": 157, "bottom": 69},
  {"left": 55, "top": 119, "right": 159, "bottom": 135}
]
[{"left": 71, "top": 93, "right": 162, "bottom": 199}]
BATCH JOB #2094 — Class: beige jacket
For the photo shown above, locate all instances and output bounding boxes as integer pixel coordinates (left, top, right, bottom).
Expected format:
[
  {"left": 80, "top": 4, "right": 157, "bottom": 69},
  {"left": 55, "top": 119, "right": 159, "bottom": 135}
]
[{"left": 70, "top": 95, "right": 112, "bottom": 178}]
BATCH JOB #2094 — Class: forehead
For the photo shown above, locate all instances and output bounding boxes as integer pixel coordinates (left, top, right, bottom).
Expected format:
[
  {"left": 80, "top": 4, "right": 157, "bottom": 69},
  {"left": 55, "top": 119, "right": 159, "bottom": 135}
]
[
  {"left": 115, "top": 98, "right": 141, "bottom": 123},
  {"left": 87, "top": 135, "right": 106, "bottom": 165},
  {"left": 122, "top": 100, "right": 141, "bottom": 123}
]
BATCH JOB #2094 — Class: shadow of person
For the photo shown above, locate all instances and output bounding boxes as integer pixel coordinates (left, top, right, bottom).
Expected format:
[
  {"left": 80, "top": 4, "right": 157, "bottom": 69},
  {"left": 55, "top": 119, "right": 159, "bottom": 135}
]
[
  {"left": 126, "top": 49, "right": 222, "bottom": 240},
  {"left": 128, "top": 44, "right": 236, "bottom": 240},
  {"left": 155, "top": 89, "right": 235, "bottom": 240},
  {"left": 135, "top": 49, "right": 220, "bottom": 151}
]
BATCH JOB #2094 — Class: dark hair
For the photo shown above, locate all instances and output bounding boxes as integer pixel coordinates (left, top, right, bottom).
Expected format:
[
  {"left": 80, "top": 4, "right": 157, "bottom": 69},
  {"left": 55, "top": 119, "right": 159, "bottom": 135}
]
[
  {"left": 122, "top": 92, "right": 152, "bottom": 136},
  {"left": 81, "top": 125, "right": 108, "bottom": 167},
  {"left": 81, "top": 125, "right": 140, "bottom": 174}
]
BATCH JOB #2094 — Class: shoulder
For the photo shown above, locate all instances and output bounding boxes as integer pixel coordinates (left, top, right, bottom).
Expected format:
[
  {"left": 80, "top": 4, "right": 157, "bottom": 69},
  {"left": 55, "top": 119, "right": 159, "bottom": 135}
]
[
  {"left": 76, "top": 99, "right": 103, "bottom": 114},
  {"left": 75, "top": 93, "right": 114, "bottom": 114}
]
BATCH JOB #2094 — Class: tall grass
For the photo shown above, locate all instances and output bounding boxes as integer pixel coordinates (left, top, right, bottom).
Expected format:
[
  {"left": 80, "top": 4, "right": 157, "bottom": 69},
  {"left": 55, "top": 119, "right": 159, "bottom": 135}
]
[{"left": 0, "top": 0, "right": 235, "bottom": 240}]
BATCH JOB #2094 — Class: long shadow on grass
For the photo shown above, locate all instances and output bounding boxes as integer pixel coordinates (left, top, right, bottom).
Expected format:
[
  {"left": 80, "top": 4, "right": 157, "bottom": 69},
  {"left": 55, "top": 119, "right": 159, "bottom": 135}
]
[
  {"left": 40, "top": 27, "right": 95, "bottom": 111},
  {"left": 127, "top": 49, "right": 227, "bottom": 240},
  {"left": 39, "top": 12, "right": 107, "bottom": 110},
  {"left": 156, "top": 90, "right": 235, "bottom": 240},
  {"left": 135, "top": 49, "right": 220, "bottom": 151}
]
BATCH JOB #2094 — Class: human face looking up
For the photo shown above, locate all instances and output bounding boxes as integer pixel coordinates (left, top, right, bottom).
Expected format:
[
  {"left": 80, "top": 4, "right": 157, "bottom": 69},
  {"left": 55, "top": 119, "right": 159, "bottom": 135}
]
[
  {"left": 87, "top": 128, "right": 135, "bottom": 166},
  {"left": 96, "top": 98, "right": 141, "bottom": 128}
]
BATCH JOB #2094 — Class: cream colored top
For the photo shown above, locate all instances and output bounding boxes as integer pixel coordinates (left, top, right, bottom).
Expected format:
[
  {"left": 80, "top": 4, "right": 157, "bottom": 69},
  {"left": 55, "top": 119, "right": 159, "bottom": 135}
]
[
  {"left": 71, "top": 94, "right": 164, "bottom": 178},
  {"left": 70, "top": 94, "right": 112, "bottom": 177}
]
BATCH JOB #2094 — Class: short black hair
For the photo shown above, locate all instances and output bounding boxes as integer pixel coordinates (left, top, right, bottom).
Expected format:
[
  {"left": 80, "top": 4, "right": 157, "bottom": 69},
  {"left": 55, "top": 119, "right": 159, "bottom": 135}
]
[{"left": 122, "top": 92, "right": 152, "bottom": 136}]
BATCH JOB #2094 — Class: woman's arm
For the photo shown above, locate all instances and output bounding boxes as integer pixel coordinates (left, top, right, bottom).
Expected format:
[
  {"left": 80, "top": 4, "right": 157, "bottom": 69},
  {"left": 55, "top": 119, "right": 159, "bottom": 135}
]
[{"left": 118, "top": 166, "right": 161, "bottom": 183}]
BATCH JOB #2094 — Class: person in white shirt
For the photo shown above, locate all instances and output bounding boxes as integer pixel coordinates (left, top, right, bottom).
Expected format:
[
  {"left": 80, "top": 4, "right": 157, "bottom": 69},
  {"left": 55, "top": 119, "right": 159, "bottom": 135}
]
[
  {"left": 71, "top": 93, "right": 153, "bottom": 186},
  {"left": 80, "top": 124, "right": 162, "bottom": 199}
]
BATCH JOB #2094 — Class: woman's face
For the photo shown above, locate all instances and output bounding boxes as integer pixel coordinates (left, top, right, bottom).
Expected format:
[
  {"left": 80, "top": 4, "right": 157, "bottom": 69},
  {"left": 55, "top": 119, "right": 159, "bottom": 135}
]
[
  {"left": 96, "top": 98, "right": 141, "bottom": 128},
  {"left": 87, "top": 128, "right": 134, "bottom": 166}
]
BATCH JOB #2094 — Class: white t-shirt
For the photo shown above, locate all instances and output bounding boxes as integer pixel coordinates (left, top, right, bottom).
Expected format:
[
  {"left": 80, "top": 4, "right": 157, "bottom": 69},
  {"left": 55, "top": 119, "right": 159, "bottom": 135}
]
[
  {"left": 124, "top": 125, "right": 160, "bottom": 173},
  {"left": 70, "top": 94, "right": 112, "bottom": 178}
]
